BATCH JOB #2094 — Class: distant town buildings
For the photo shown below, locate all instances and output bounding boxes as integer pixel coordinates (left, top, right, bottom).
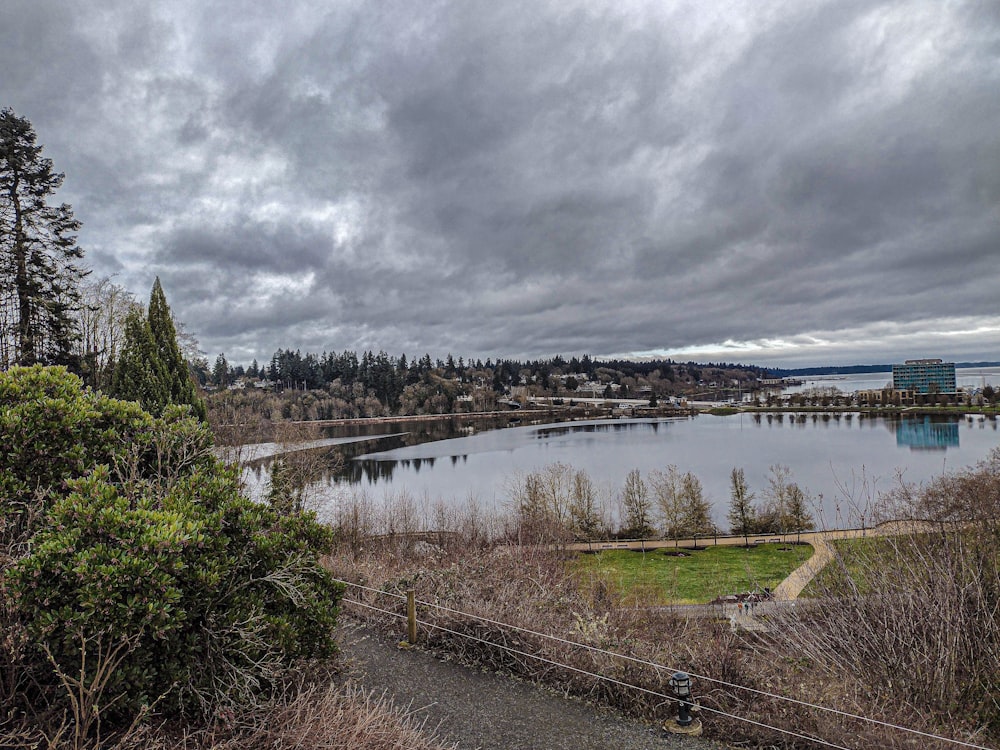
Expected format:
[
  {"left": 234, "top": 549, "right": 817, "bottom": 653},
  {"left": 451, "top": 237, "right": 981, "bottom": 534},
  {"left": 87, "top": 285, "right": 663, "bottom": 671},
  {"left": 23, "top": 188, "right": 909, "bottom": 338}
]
[{"left": 892, "top": 359, "right": 957, "bottom": 394}]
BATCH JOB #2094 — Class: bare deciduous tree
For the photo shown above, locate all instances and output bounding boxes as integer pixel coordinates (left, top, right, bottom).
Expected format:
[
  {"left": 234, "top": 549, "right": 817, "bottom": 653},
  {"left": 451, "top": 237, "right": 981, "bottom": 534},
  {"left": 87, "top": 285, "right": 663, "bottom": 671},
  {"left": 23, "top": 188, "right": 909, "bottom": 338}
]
[
  {"left": 728, "top": 467, "right": 755, "bottom": 545},
  {"left": 621, "top": 468, "right": 653, "bottom": 538},
  {"left": 649, "top": 465, "right": 684, "bottom": 542}
]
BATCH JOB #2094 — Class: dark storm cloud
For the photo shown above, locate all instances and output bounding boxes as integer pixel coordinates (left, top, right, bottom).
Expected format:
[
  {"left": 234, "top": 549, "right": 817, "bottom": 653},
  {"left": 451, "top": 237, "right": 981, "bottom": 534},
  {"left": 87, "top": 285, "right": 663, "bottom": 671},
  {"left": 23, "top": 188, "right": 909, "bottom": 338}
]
[
  {"left": 162, "top": 220, "right": 336, "bottom": 276},
  {"left": 1, "top": 0, "right": 998, "bottom": 365}
]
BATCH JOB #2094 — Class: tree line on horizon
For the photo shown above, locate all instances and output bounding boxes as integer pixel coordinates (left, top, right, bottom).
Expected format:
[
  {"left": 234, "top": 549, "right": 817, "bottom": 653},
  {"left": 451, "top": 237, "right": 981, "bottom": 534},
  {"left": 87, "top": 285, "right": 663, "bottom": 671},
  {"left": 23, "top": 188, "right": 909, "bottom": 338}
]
[
  {"left": 205, "top": 347, "right": 772, "bottom": 426},
  {"left": 215, "top": 347, "right": 769, "bottom": 392}
]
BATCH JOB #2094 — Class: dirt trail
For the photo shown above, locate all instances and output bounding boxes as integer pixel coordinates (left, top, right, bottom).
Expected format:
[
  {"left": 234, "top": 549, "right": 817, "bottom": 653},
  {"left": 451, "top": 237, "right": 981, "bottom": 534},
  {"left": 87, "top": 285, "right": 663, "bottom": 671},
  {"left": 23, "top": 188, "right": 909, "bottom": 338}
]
[{"left": 336, "top": 622, "right": 724, "bottom": 750}]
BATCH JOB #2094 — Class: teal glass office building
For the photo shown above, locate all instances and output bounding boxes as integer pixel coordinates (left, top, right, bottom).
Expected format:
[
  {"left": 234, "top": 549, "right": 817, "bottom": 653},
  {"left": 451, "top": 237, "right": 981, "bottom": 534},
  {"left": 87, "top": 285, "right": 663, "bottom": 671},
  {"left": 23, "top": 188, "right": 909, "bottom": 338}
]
[{"left": 891, "top": 359, "right": 957, "bottom": 394}]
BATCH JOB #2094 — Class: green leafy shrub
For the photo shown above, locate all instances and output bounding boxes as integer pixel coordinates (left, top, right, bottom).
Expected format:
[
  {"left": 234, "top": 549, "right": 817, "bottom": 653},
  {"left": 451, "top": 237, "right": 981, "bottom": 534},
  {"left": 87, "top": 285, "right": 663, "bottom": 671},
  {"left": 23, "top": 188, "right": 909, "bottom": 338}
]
[
  {"left": 0, "top": 365, "right": 342, "bottom": 726},
  {"left": 0, "top": 366, "right": 213, "bottom": 550}
]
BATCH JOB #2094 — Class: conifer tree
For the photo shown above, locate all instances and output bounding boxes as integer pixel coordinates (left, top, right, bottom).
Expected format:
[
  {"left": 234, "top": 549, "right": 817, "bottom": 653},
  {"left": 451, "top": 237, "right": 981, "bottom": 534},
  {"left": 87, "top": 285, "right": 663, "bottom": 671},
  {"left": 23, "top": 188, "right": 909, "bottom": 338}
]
[
  {"left": 110, "top": 280, "right": 206, "bottom": 419},
  {"left": 213, "top": 353, "right": 230, "bottom": 387},
  {"left": 111, "top": 308, "right": 169, "bottom": 413},
  {"left": 785, "top": 483, "right": 815, "bottom": 543},
  {"left": 679, "top": 471, "right": 716, "bottom": 535},
  {"left": 148, "top": 278, "right": 204, "bottom": 418},
  {"left": 0, "top": 108, "right": 87, "bottom": 368}
]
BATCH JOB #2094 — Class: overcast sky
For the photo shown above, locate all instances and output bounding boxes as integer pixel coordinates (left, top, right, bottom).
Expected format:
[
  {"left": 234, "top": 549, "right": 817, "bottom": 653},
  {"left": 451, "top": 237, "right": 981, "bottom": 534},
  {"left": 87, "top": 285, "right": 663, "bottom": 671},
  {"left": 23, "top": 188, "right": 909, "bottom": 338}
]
[{"left": 3, "top": 1, "right": 998, "bottom": 368}]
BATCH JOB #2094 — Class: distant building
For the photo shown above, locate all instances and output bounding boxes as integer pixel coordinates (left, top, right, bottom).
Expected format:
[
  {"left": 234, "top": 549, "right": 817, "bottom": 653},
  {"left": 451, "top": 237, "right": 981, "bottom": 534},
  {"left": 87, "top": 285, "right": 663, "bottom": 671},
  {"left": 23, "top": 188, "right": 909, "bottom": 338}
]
[
  {"left": 857, "top": 388, "right": 912, "bottom": 407},
  {"left": 892, "top": 359, "right": 957, "bottom": 394}
]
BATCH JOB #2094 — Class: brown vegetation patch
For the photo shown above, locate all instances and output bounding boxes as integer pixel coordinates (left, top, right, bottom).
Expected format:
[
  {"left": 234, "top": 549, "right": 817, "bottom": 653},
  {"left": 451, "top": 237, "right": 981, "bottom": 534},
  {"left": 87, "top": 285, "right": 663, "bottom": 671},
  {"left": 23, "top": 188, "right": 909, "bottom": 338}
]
[{"left": 328, "top": 453, "right": 1000, "bottom": 748}]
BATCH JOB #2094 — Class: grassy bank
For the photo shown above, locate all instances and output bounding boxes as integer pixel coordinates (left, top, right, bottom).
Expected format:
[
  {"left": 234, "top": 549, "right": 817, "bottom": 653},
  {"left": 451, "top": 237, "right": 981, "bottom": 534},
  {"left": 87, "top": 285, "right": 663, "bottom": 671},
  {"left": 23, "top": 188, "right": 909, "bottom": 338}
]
[{"left": 573, "top": 544, "right": 813, "bottom": 604}]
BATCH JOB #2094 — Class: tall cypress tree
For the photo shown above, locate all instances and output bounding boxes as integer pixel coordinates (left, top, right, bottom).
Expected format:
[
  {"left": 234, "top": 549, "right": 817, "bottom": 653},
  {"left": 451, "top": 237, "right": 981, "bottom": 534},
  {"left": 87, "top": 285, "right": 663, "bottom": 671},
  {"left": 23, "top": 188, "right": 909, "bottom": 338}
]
[
  {"left": 111, "top": 308, "right": 169, "bottom": 414},
  {"left": 110, "top": 280, "right": 206, "bottom": 420},
  {"left": 148, "top": 278, "right": 205, "bottom": 419},
  {"left": 0, "top": 108, "right": 87, "bottom": 368}
]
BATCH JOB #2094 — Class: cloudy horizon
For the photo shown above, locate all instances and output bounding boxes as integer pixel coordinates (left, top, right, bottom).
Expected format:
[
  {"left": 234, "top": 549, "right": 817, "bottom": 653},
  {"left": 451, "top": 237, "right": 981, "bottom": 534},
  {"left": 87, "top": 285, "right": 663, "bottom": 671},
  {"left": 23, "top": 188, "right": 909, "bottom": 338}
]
[{"left": 3, "top": 1, "right": 998, "bottom": 369}]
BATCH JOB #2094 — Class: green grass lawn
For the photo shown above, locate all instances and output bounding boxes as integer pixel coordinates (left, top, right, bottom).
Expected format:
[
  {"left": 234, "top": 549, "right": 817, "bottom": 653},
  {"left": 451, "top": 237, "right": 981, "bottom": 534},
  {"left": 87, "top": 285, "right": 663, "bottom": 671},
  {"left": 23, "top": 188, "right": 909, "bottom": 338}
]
[
  {"left": 800, "top": 538, "right": 872, "bottom": 597},
  {"left": 573, "top": 544, "right": 814, "bottom": 605}
]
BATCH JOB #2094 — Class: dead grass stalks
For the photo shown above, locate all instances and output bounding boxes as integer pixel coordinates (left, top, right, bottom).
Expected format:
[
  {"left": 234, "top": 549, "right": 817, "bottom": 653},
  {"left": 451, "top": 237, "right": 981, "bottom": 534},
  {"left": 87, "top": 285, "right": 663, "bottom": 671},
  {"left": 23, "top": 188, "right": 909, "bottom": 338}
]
[
  {"left": 0, "top": 684, "right": 456, "bottom": 750},
  {"left": 209, "top": 683, "right": 456, "bottom": 750}
]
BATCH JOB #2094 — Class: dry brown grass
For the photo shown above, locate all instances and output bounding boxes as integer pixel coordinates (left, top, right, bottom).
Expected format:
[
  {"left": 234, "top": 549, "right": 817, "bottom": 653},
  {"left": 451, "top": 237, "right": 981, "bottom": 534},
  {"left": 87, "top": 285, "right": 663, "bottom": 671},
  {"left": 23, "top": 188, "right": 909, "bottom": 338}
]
[
  {"left": 204, "top": 683, "right": 456, "bottom": 750},
  {"left": 1, "top": 684, "right": 456, "bottom": 750}
]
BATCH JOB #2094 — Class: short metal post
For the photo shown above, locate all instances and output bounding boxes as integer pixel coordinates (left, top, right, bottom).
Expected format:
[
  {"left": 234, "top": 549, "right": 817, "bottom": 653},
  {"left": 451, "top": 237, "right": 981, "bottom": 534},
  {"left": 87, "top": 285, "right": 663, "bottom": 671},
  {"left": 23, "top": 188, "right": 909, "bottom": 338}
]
[{"left": 406, "top": 589, "right": 417, "bottom": 645}]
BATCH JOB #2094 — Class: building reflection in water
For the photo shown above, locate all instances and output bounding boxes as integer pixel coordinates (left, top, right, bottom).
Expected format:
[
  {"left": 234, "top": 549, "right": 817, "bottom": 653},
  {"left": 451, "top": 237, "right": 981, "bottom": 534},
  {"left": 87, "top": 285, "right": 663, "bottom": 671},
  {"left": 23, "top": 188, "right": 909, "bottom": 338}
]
[{"left": 896, "top": 416, "right": 960, "bottom": 451}]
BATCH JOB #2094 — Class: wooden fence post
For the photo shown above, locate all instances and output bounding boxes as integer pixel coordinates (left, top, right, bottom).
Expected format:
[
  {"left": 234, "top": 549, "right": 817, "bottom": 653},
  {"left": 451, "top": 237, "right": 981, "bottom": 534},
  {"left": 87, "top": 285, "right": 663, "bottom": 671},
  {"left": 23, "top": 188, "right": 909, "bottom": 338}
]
[{"left": 406, "top": 589, "right": 417, "bottom": 645}]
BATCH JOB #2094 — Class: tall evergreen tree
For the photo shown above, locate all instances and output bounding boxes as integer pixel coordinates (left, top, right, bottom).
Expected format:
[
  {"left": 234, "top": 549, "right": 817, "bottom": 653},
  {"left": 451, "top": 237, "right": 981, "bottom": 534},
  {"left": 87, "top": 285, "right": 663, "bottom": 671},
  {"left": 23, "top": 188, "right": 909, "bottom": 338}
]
[
  {"left": 0, "top": 108, "right": 87, "bottom": 368},
  {"left": 110, "top": 280, "right": 206, "bottom": 419},
  {"left": 213, "top": 353, "right": 230, "bottom": 386},
  {"left": 148, "top": 278, "right": 204, "bottom": 418},
  {"left": 785, "top": 483, "right": 815, "bottom": 543},
  {"left": 111, "top": 308, "right": 169, "bottom": 413},
  {"left": 679, "top": 471, "right": 715, "bottom": 535}
]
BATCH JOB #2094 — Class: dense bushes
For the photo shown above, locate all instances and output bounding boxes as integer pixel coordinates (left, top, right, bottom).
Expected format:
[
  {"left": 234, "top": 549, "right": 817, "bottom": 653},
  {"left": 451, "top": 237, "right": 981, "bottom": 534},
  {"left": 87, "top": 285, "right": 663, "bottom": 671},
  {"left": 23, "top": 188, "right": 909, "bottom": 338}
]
[{"left": 0, "top": 366, "right": 343, "bottom": 739}]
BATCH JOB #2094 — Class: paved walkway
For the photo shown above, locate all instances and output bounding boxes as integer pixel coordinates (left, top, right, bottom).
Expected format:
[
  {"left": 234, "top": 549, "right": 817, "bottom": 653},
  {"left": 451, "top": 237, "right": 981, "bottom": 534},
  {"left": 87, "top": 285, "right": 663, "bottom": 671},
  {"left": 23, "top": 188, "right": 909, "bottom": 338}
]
[
  {"left": 772, "top": 536, "right": 837, "bottom": 600},
  {"left": 337, "top": 622, "right": 723, "bottom": 750}
]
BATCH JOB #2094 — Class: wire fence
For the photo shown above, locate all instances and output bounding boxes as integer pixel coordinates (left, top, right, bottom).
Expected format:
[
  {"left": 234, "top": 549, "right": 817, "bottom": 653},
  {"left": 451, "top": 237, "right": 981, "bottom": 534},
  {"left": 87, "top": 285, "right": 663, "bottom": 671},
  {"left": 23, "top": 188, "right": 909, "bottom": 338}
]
[{"left": 333, "top": 577, "right": 995, "bottom": 750}]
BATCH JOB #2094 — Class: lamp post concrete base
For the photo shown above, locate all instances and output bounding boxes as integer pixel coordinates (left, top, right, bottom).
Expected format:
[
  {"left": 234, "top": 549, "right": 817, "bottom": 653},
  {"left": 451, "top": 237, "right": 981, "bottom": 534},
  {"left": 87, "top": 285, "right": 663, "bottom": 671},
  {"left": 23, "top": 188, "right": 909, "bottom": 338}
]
[{"left": 664, "top": 718, "right": 703, "bottom": 736}]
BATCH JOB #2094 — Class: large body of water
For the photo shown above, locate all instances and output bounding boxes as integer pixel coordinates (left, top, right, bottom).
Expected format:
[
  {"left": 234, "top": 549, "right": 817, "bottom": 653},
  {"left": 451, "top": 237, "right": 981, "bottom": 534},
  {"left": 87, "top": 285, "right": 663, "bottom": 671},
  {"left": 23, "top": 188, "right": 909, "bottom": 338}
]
[
  {"left": 339, "top": 413, "right": 999, "bottom": 528},
  {"left": 261, "top": 367, "right": 1000, "bottom": 530}
]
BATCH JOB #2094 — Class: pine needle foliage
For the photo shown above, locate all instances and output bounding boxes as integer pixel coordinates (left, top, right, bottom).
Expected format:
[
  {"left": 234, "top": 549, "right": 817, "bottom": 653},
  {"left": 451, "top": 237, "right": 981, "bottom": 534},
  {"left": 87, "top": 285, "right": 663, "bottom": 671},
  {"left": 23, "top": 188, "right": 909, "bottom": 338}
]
[
  {"left": 111, "top": 279, "right": 206, "bottom": 419},
  {"left": 0, "top": 108, "right": 87, "bottom": 368}
]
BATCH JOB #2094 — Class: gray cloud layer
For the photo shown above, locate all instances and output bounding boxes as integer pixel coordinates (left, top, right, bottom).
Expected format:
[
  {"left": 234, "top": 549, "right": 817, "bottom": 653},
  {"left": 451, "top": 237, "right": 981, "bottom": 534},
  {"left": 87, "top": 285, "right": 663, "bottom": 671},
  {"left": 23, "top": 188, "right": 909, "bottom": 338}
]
[{"left": 2, "top": 0, "right": 998, "bottom": 366}]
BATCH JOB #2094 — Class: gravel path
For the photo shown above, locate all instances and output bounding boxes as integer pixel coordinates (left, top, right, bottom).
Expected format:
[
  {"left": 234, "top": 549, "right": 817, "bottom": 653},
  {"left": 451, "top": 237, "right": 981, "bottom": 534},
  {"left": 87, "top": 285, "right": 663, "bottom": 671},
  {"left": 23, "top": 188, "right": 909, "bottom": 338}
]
[{"left": 336, "top": 622, "right": 725, "bottom": 750}]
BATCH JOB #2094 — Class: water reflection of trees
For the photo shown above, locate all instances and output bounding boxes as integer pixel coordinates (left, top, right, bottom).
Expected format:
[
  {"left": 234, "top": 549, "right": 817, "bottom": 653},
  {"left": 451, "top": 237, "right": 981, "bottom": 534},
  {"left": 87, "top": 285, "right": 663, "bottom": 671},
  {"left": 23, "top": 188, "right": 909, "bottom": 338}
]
[
  {"left": 321, "top": 414, "right": 520, "bottom": 445},
  {"left": 535, "top": 419, "right": 674, "bottom": 440},
  {"left": 252, "top": 412, "right": 990, "bottom": 499},
  {"left": 249, "top": 415, "right": 536, "bottom": 491},
  {"left": 258, "top": 417, "right": 683, "bottom": 490},
  {"left": 341, "top": 455, "right": 471, "bottom": 485}
]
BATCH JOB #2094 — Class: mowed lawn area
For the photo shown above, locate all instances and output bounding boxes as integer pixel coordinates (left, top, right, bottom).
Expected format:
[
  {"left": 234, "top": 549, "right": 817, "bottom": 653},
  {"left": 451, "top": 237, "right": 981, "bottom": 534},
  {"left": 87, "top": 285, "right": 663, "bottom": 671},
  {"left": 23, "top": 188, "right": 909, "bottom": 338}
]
[{"left": 573, "top": 544, "right": 814, "bottom": 605}]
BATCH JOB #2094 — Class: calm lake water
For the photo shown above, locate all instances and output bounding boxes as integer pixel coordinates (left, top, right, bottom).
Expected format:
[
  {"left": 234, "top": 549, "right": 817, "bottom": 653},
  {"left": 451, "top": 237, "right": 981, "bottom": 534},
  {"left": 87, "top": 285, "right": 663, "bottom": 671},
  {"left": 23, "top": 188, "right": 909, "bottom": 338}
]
[
  {"left": 284, "top": 411, "right": 1000, "bottom": 530},
  {"left": 253, "top": 367, "right": 1000, "bottom": 530}
]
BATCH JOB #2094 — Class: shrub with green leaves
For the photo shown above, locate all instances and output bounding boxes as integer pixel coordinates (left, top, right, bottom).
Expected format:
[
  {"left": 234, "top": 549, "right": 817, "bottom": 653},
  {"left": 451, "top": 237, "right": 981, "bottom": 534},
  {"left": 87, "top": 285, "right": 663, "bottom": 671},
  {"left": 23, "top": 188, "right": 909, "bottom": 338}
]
[
  {"left": 0, "top": 365, "right": 212, "bottom": 549},
  {"left": 0, "top": 365, "right": 342, "bottom": 724}
]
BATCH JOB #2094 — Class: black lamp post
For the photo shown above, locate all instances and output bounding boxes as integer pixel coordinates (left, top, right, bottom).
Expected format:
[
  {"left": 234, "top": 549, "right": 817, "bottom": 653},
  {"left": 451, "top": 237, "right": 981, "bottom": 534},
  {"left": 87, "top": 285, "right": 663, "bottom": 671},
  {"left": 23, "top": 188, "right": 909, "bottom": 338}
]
[{"left": 670, "top": 671, "right": 693, "bottom": 727}]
